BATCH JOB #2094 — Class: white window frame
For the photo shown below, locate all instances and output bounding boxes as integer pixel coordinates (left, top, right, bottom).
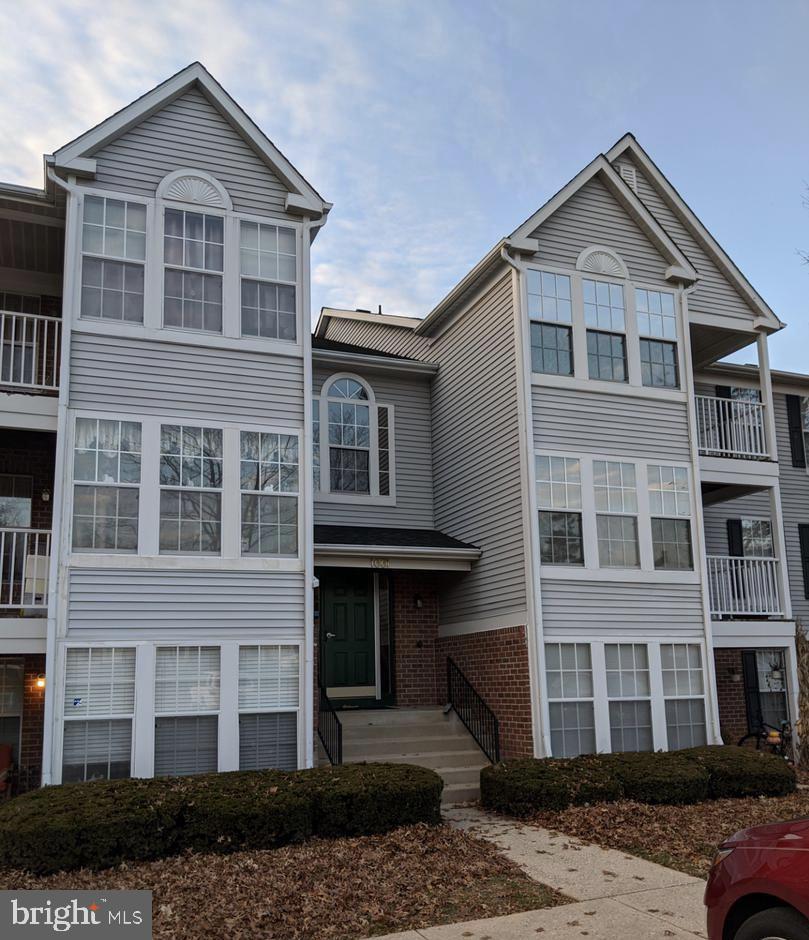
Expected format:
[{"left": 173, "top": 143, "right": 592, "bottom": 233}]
[
  {"left": 544, "top": 642, "right": 596, "bottom": 757},
  {"left": 661, "top": 642, "right": 708, "bottom": 750},
  {"left": 522, "top": 259, "right": 686, "bottom": 402},
  {"left": 68, "top": 181, "right": 304, "bottom": 359},
  {"left": 647, "top": 464, "right": 694, "bottom": 571},
  {"left": 740, "top": 516, "right": 775, "bottom": 559},
  {"left": 544, "top": 638, "right": 710, "bottom": 756},
  {"left": 52, "top": 638, "right": 305, "bottom": 784},
  {"left": 67, "top": 409, "right": 303, "bottom": 571},
  {"left": 238, "top": 219, "right": 298, "bottom": 343},
  {"left": 239, "top": 430, "right": 300, "bottom": 557},
  {"left": 535, "top": 449, "right": 698, "bottom": 583},
  {"left": 314, "top": 373, "right": 397, "bottom": 505}
]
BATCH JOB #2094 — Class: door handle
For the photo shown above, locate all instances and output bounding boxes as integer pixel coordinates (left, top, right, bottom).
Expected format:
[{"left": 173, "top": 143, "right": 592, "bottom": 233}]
[{"left": 326, "top": 632, "right": 336, "bottom": 639}]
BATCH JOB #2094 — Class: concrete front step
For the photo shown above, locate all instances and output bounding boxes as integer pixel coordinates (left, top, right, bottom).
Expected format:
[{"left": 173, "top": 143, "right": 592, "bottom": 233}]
[
  {"left": 343, "top": 734, "right": 477, "bottom": 758},
  {"left": 337, "top": 707, "right": 454, "bottom": 726},
  {"left": 343, "top": 748, "right": 488, "bottom": 770}
]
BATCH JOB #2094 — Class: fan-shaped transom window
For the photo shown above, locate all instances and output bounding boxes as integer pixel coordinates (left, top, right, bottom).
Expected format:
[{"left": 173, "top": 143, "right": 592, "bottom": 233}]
[{"left": 314, "top": 375, "right": 394, "bottom": 501}]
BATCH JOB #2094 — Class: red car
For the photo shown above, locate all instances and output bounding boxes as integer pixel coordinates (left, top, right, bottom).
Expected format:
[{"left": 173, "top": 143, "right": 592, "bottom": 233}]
[{"left": 706, "top": 818, "right": 809, "bottom": 939}]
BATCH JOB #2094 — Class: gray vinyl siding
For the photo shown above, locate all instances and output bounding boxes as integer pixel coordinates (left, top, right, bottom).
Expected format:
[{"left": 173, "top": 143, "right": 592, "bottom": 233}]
[
  {"left": 529, "top": 175, "right": 670, "bottom": 286},
  {"left": 66, "top": 569, "right": 305, "bottom": 635},
  {"left": 429, "top": 274, "right": 526, "bottom": 626},
  {"left": 541, "top": 580, "right": 705, "bottom": 638},
  {"left": 312, "top": 365, "right": 434, "bottom": 528},
  {"left": 532, "top": 386, "right": 691, "bottom": 462},
  {"left": 88, "top": 86, "right": 293, "bottom": 219},
  {"left": 69, "top": 333, "right": 304, "bottom": 425},
  {"left": 617, "top": 154, "right": 759, "bottom": 324},
  {"left": 702, "top": 492, "right": 772, "bottom": 556},
  {"left": 324, "top": 318, "right": 433, "bottom": 359}
]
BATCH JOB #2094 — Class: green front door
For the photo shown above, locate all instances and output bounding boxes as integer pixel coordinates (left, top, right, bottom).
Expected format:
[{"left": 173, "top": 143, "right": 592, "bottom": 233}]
[{"left": 321, "top": 571, "right": 376, "bottom": 697}]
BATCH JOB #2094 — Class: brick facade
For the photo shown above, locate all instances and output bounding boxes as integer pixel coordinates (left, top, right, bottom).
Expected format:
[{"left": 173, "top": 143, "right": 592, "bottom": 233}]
[
  {"left": 714, "top": 648, "right": 749, "bottom": 744},
  {"left": 391, "top": 572, "right": 440, "bottom": 707},
  {"left": 436, "top": 626, "right": 533, "bottom": 758},
  {"left": 20, "top": 654, "right": 46, "bottom": 781}
]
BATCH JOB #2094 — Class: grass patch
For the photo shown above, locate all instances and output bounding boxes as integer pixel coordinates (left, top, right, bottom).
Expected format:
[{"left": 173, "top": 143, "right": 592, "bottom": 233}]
[{"left": 0, "top": 824, "right": 567, "bottom": 940}]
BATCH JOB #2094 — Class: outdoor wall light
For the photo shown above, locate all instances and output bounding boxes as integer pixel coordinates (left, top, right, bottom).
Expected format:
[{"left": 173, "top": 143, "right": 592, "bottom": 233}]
[
  {"left": 35, "top": 674, "right": 46, "bottom": 689},
  {"left": 414, "top": 595, "right": 423, "bottom": 609},
  {"left": 41, "top": 488, "right": 51, "bottom": 503},
  {"left": 727, "top": 666, "right": 742, "bottom": 683}
]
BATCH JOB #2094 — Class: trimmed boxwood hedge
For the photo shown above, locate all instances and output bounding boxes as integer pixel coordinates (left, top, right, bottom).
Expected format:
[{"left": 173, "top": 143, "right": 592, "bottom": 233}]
[
  {"left": 481, "top": 746, "right": 795, "bottom": 816},
  {"left": 0, "top": 762, "right": 442, "bottom": 875}
]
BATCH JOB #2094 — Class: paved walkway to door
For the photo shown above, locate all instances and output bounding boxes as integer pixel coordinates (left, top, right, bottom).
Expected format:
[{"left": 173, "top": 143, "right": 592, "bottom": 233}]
[{"left": 371, "top": 806, "right": 708, "bottom": 939}]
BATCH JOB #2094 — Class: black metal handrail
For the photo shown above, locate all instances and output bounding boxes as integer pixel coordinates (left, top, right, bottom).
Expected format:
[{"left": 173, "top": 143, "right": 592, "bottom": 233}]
[
  {"left": 318, "top": 685, "right": 342, "bottom": 765},
  {"left": 446, "top": 657, "right": 500, "bottom": 763}
]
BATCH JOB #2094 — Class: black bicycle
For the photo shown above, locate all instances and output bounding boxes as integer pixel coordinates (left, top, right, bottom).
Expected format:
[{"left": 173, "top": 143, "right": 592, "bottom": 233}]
[{"left": 737, "top": 720, "right": 793, "bottom": 760}]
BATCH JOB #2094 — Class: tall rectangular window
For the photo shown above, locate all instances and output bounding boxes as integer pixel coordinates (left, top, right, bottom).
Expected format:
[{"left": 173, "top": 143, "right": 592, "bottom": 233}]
[
  {"left": 536, "top": 455, "right": 583, "bottom": 565},
  {"left": 72, "top": 418, "right": 141, "bottom": 552},
  {"left": 584, "top": 279, "right": 627, "bottom": 383},
  {"left": 240, "top": 222, "right": 297, "bottom": 341},
  {"left": 527, "top": 270, "right": 573, "bottom": 376},
  {"left": 312, "top": 399, "right": 320, "bottom": 493},
  {"left": 62, "top": 647, "right": 135, "bottom": 782},
  {"left": 606, "top": 643, "right": 652, "bottom": 752},
  {"left": 154, "top": 646, "right": 220, "bottom": 776},
  {"left": 159, "top": 425, "right": 223, "bottom": 554},
  {"left": 545, "top": 643, "right": 595, "bottom": 757},
  {"left": 81, "top": 196, "right": 146, "bottom": 322},
  {"left": 594, "top": 460, "right": 639, "bottom": 567},
  {"left": 648, "top": 465, "right": 693, "bottom": 570},
  {"left": 636, "top": 289, "right": 678, "bottom": 388},
  {"left": 238, "top": 645, "right": 299, "bottom": 771},
  {"left": 741, "top": 518, "right": 774, "bottom": 558},
  {"left": 240, "top": 431, "right": 299, "bottom": 556},
  {"left": 163, "top": 209, "right": 224, "bottom": 333},
  {"left": 328, "top": 398, "right": 371, "bottom": 494},
  {"left": 661, "top": 643, "right": 706, "bottom": 749},
  {"left": 0, "top": 659, "right": 24, "bottom": 763}
]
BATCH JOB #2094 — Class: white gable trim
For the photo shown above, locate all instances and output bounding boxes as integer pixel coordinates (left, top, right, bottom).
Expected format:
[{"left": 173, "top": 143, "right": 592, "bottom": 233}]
[
  {"left": 52, "top": 62, "right": 329, "bottom": 217},
  {"left": 510, "top": 155, "right": 697, "bottom": 283},
  {"left": 606, "top": 134, "right": 783, "bottom": 330}
]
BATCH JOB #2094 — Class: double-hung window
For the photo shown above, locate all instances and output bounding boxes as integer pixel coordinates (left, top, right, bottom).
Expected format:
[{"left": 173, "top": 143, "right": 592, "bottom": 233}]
[
  {"left": 545, "top": 643, "right": 595, "bottom": 757},
  {"left": 62, "top": 647, "right": 135, "bottom": 782},
  {"left": 81, "top": 196, "right": 146, "bottom": 323},
  {"left": 240, "top": 431, "right": 299, "bottom": 556},
  {"left": 163, "top": 208, "right": 224, "bottom": 333},
  {"left": 240, "top": 222, "right": 297, "bottom": 341},
  {"left": 740, "top": 518, "right": 774, "bottom": 558},
  {"left": 536, "top": 455, "right": 583, "bottom": 565},
  {"left": 661, "top": 644, "right": 707, "bottom": 748},
  {"left": 527, "top": 271, "right": 573, "bottom": 376},
  {"left": 594, "top": 460, "right": 639, "bottom": 567},
  {"left": 238, "top": 645, "right": 299, "bottom": 771},
  {"left": 636, "top": 289, "right": 679, "bottom": 389},
  {"left": 154, "top": 646, "right": 220, "bottom": 776},
  {"left": 159, "top": 424, "right": 223, "bottom": 554},
  {"left": 648, "top": 465, "right": 693, "bottom": 570},
  {"left": 584, "top": 279, "right": 627, "bottom": 382},
  {"left": 606, "top": 643, "right": 652, "bottom": 752},
  {"left": 327, "top": 378, "right": 371, "bottom": 494},
  {"left": 72, "top": 418, "right": 141, "bottom": 552}
]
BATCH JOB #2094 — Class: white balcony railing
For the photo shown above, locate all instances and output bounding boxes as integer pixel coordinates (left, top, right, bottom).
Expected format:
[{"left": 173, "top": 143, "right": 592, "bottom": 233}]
[
  {"left": 707, "top": 555, "right": 782, "bottom": 618},
  {"left": 0, "top": 311, "right": 61, "bottom": 391},
  {"left": 695, "top": 395, "right": 768, "bottom": 459},
  {"left": 0, "top": 528, "right": 51, "bottom": 610}
]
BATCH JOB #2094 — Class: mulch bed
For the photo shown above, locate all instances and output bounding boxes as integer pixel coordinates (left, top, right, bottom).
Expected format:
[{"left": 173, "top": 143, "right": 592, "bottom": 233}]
[
  {"left": 530, "top": 792, "right": 809, "bottom": 878},
  {"left": 0, "top": 824, "right": 565, "bottom": 940}
]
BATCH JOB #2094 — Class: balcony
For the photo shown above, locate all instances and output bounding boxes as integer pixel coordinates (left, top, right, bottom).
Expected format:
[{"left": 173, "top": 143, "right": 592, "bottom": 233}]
[
  {"left": 0, "top": 528, "right": 51, "bottom": 611},
  {"left": 695, "top": 395, "right": 768, "bottom": 460},
  {"left": 1, "top": 312, "right": 61, "bottom": 393},
  {"left": 707, "top": 555, "right": 783, "bottom": 619}
]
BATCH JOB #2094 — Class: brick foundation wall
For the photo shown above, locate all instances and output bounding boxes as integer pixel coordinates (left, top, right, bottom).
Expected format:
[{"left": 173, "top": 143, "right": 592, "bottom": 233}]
[
  {"left": 391, "top": 573, "right": 440, "bottom": 707},
  {"left": 714, "top": 648, "right": 749, "bottom": 744},
  {"left": 436, "top": 626, "right": 533, "bottom": 758}
]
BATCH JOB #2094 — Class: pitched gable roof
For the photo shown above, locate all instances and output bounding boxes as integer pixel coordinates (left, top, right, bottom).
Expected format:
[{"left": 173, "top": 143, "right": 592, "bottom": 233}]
[
  {"left": 51, "top": 62, "right": 330, "bottom": 219},
  {"left": 605, "top": 134, "right": 782, "bottom": 331}
]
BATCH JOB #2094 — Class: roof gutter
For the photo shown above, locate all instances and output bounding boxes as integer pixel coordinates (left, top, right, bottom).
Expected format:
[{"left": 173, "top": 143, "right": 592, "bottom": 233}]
[
  {"left": 313, "top": 543, "right": 481, "bottom": 560},
  {"left": 312, "top": 347, "right": 438, "bottom": 375}
]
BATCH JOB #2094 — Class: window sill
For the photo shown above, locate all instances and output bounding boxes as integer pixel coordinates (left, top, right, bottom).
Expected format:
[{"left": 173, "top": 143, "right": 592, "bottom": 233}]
[{"left": 539, "top": 565, "right": 700, "bottom": 584}]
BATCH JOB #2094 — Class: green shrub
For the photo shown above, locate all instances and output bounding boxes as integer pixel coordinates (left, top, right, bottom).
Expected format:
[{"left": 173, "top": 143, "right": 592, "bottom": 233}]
[
  {"left": 0, "top": 762, "right": 443, "bottom": 875},
  {"left": 481, "top": 756, "right": 623, "bottom": 816},
  {"left": 599, "top": 752, "right": 710, "bottom": 805},
  {"left": 682, "top": 745, "right": 796, "bottom": 799}
]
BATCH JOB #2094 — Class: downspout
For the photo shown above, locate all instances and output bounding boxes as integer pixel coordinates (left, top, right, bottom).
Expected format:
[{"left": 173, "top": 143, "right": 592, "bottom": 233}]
[
  {"left": 41, "top": 166, "right": 80, "bottom": 784},
  {"left": 501, "top": 244, "right": 550, "bottom": 757}
]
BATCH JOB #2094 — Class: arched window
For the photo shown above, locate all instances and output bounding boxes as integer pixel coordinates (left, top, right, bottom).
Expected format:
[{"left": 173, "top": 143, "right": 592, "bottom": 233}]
[{"left": 314, "top": 374, "right": 394, "bottom": 500}]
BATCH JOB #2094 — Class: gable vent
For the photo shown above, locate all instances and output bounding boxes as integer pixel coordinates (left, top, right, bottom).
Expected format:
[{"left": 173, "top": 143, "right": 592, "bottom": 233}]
[
  {"left": 164, "top": 174, "right": 227, "bottom": 208},
  {"left": 616, "top": 162, "right": 637, "bottom": 193}
]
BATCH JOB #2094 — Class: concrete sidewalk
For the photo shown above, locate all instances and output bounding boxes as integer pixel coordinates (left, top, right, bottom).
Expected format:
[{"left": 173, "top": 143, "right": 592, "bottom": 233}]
[{"left": 372, "top": 806, "right": 707, "bottom": 939}]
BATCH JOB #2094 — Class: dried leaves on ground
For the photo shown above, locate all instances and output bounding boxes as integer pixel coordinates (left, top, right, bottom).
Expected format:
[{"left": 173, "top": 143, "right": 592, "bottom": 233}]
[
  {"left": 530, "top": 791, "right": 809, "bottom": 878},
  {"left": 0, "top": 824, "right": 565, "bottom": 940}
]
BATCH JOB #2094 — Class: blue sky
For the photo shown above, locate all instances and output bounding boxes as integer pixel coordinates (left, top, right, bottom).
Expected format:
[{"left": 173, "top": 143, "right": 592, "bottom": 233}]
[{"left": 1, "top": 0, "right": 807, "bottom": 370}]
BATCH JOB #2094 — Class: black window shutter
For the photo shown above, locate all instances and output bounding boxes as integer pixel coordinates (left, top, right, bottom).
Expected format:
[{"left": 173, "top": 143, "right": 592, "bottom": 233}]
[
  {"left": 715, "top": 385, "right": 732, "bottom": 399},
  {"left": 742, "top": 650, "right": 763, "bottom": 733},
  {"left": 800, "top": 524, "right": 809, "bottom": 600},
  {"left": 727, "top": 519, "right": 744, "bottom": 557},
  {"left": 786, "top": 395, "right": 806, "bottom": 468}
]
